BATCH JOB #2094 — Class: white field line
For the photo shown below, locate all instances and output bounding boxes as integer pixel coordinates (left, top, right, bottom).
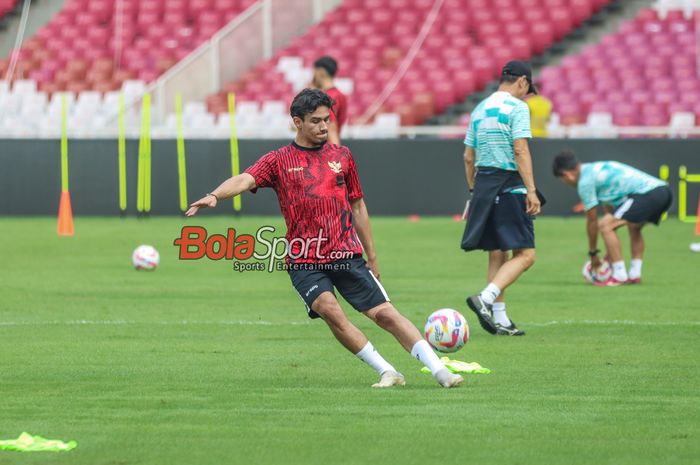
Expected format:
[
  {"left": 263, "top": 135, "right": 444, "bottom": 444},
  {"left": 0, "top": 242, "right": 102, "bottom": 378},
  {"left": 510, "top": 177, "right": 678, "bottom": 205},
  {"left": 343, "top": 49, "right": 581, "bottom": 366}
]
[
  {"left": 526, "top": 320, "right": 700, "bottom": 327},
  {"left": 0, "top": 320, "right": 697, "bottom": 327},
  {"left": 0, "top": 320, "right": 311, "bottom": 327}
]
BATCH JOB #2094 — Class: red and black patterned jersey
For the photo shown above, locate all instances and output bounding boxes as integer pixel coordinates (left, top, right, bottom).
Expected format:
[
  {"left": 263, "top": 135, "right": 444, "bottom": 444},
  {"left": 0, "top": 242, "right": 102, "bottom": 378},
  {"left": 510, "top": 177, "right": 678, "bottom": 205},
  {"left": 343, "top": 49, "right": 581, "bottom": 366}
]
[
  {"left": 244, "top": 142, "right": 364, "bottom": 263},
  {"left": 326, "top": 87, "right": 348, "bottom": 134}
]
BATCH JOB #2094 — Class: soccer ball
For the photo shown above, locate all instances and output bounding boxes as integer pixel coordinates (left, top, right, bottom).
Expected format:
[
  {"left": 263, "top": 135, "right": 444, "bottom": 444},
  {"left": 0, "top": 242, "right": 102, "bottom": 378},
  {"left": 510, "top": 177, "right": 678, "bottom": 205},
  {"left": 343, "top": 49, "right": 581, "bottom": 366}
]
[
  {"left": 424, "top": 309, "right": 469, "bottom": 353},
  {"left": 582, "top": 259, "right": 612, "bottom": 284},
  {"left": 132, "top": 245, "right": 160, "bottom": 271}
]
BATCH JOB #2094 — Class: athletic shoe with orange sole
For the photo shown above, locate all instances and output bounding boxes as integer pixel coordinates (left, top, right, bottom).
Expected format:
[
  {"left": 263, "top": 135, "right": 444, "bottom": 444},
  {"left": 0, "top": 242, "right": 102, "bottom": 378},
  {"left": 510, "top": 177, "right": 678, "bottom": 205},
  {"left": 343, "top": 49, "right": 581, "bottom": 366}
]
[{"left": 594, "top": 276, "right": 627, "bottom": 287}]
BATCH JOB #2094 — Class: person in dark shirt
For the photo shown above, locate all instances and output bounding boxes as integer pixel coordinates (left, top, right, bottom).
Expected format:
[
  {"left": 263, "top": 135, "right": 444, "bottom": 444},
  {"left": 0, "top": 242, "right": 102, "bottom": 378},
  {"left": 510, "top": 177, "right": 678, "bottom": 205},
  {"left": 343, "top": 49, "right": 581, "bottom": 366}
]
[{"left": 186, "top": 89, "right": 462, "bottom": 389}]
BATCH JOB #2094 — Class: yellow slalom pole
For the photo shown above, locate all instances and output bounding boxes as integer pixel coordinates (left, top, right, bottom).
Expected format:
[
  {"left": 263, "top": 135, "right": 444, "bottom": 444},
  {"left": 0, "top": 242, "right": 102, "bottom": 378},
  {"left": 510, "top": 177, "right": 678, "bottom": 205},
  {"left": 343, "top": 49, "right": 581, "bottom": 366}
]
[
  {"left": 228, "top": 93, "right": 241, "bottom": 212},
  {"left": 679, "top": 166, "right": 688, "bottom": 223},
  {"left": 137, "top": 94, "right": 150, "bottom": 214},
  {"left": 144, "top": 93, "right": 152, "bottom": 214},
  {"left": 175, "top": 94, "right": 188, "bottom": 212},
  {"left": 679, "top": 165, "right": 700, "bottom": 223},
  {"left": 659, "top": 165, "right": 669, "bottom": 222},
  {"left": 118, "top": 95, "right": 127, "bottom": 214}
]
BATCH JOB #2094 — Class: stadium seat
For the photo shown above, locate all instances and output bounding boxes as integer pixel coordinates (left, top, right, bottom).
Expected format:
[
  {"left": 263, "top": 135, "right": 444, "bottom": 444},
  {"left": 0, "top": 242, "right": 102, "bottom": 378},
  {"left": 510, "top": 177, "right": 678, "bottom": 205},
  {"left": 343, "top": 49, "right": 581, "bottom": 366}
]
[
  {"left": 540, "top": 6, "right": 700, "bottom": 131},
  {"left": 0, "top": 0, "right": 17, "bottom": 20},
  {"left": 0, "top": 0, "right": 248, "bottom": 93},
  {"left": 208, "top": 0, "right": 613, "bottom": 127}
]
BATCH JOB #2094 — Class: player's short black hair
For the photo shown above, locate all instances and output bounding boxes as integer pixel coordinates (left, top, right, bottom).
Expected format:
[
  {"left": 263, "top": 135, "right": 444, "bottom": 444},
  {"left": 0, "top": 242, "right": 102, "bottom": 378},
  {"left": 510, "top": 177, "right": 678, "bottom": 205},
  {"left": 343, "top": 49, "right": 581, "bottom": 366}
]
[
  {"left": 290, "top": 88, "right": 334, "bottom": 120},
  {"left": 552, "top": 150, "right": 580, "bottom": 177},
  {"left": 499, "top": 74, "right": 521, "bottom": 85},
  {"left": 313, "top": 56, "right": 338, "bottom": 77}
]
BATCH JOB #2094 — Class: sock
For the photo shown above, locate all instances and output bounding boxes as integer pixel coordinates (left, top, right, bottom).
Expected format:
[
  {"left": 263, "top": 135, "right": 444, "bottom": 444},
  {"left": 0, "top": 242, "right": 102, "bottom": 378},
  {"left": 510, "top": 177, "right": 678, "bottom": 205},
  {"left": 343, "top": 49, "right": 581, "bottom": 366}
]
[
  {"left": 479, "top": 283, "right": 501, "bottom": 305},
  {"left": 612, "top": 261, "right": 628, "bottom": 281},
  {"left": 410, "top": 340, "right": 446, "bottom": 376},
  {"left": 355, "top": 341, "right": 396, "bottom": 376},
  {"left": 629, "top": 259, "right": 642, "bottom": 279},
  {"left": 492, "top": 302, "right": 510, "bottom": 326}
]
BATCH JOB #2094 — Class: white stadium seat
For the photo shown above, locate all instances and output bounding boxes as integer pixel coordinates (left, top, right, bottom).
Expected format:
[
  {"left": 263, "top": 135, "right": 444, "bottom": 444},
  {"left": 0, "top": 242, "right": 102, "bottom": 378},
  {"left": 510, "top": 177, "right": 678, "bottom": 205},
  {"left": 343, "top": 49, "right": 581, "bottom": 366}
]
[
  {"left": 276, "top": 56, "right": 304, "bottom": 74},
  {"left": 12, "top": 80, "right": 37, "bottom": 95},
  {"left": 261, "top": 100, "right": 286, "bottom": 116}
]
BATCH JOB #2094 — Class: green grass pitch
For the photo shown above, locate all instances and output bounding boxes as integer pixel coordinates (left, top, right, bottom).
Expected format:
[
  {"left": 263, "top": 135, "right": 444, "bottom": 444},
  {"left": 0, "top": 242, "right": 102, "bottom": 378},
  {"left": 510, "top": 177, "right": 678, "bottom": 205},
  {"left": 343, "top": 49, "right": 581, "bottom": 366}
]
[{"left": 1, "top": 216, "right": 698, "bottom": 465}]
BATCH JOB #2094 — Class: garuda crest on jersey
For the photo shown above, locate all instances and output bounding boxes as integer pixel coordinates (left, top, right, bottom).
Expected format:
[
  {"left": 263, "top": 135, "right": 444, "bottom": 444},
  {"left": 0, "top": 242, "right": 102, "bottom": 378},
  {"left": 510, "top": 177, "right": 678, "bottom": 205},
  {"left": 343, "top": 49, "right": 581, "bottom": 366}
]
[{"left": 327, "top": 161, "right": 343, "bottom": 174}]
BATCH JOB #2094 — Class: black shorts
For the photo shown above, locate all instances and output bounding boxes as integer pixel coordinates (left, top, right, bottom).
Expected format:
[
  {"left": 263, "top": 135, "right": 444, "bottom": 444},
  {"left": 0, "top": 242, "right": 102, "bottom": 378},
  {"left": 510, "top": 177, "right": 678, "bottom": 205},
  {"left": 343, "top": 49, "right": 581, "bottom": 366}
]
[
  {"left": 478, "top": 192, "right": 535, "bottom": 251},
  {"left": 614, "top": 186, "right": 672, "bottom": 225},
  {"left": 288, "top": 256, "right": 390, "bottom": 319}
]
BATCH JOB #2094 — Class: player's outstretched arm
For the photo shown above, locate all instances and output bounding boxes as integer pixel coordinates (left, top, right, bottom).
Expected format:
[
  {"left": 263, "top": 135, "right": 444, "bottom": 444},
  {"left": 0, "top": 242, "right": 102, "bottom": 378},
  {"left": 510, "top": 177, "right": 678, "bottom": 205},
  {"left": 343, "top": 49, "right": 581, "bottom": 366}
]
[
  {"left": 185, "top": 173, "right": 256, "bottom": 217},
  {"left": 585, "top": 207, "right": 601, "bottom": 267},
  {"left": 350, "top": 197, "right": 380, "bottom": 279},
  {"left": 463, "top": 147, "right": 476, "bottom": 189},
  {"left": 513, "top": 138, "right": 541, "bottom": 215}
]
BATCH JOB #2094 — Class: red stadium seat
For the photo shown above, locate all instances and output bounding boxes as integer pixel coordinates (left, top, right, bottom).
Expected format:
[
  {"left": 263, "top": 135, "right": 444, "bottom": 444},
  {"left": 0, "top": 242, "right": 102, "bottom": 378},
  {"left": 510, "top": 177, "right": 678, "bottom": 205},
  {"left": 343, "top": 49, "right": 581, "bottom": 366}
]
[
  {"left": 186, "top": 0, "right": 617, "bottom": 125},
  {"left": 544, "top": 8, "right": 700, "bottom": 127},
  {"left": 1, "top": 0, "right": 248, "bottom": 93}
]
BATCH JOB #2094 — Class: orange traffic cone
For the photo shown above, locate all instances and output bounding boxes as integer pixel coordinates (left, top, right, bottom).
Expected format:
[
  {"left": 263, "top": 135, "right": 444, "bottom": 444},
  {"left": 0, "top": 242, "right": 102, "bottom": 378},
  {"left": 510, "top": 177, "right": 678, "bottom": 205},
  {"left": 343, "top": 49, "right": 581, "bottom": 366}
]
[
  {"left": 695, "top": 194, "right": 700, "bottom": 236},
  {"left": 57, "top": 190, "right": 74, "bottom": 236}
]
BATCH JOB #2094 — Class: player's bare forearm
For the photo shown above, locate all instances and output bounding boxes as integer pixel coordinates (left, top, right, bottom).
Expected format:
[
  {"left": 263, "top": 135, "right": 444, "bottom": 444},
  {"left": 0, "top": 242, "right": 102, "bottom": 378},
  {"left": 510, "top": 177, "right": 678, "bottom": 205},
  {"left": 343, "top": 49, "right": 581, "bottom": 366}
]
[
  {"left": 464, "top": 147, "right": 476, "bottom": 189},
  {"left": 185, "top": 173, "right": 256, "bottom": 217},
  {"left": 586, "top": 208, "right": 599, "bottom": 252},
  {"left": 327, "top": 122, "right": 340, "bottom": 145},
  {"left": 513, "top": 139, "right": 536, "bottom": 191},
  {"left": 513, "top": 139, "right": 541, "bottom": 215},
  {"left": 210, "top": 173, "right": 256, "bottom": 200},
  {"left": 350, "top": 198, "right": 376, "bottom": 261}
]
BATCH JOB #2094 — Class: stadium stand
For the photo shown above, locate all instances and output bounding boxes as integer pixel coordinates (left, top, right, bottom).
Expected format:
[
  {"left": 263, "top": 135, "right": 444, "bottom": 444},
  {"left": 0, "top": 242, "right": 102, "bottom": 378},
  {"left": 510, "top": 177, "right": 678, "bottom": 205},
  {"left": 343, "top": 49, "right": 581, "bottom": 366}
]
[
  {"left": 0, "top": 0, "right": 18, "bottom": 21},
  {"left": 0, "top": 0, "right": 255, "bottom": 91},
  {"left": 539, "top": 3, "right": 700, "bottom": 136},
  {"left": 0, "top": 0, "right": 257, "bottom": 136},
  {"left": 205, "top": 0, "right": 613, "bottom": 130},
  {"left": 3, "top": 0, "right": 699, "bottom": 138}
]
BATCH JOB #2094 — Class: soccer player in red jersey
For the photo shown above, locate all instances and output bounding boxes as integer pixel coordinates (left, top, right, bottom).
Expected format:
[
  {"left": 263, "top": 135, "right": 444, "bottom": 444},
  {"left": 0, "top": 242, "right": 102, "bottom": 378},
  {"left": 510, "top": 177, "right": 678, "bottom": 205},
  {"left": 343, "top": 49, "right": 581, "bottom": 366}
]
[
  {"left": 312, "top": 56, "right": 347, "bottom": 144},
  {"left": 186, "top": 89, "right": 463, "bottom": 388}
]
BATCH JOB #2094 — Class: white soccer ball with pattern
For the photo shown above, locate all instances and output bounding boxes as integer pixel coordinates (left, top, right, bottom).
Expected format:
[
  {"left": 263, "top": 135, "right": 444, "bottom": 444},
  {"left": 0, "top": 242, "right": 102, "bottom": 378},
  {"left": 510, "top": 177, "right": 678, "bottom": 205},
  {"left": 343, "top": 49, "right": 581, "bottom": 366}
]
[
  {"left": 424, "top": 308, "right": 469, "bottom": 353},
  {"left": 132, "top": 245, "right": 160, "bottom": 271},
  {"left": 582, "top": 259, "right": 612, "bottom": 283}
]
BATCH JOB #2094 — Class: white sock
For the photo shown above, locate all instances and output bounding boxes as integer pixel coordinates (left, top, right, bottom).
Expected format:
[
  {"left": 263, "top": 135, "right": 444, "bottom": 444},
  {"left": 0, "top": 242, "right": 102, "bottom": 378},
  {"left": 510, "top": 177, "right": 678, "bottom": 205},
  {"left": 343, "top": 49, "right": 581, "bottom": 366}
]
[
  {"left": 480, "top": 283, "right": 501, "bottom": 305},
  {"left": 612, "top": 261, "right": 628, "bottom": 281},
  {"left": 355, "top": 341, "right": 396, "bottom": 375},
  {"left": 410, "top": 340, "right": 446, "bottom": 376},
  {"left": 492, "top": 302, "right": 510, "bottom": 326},
  {"left": 629, "top": 259, "right": 642, "bottom": 279}
]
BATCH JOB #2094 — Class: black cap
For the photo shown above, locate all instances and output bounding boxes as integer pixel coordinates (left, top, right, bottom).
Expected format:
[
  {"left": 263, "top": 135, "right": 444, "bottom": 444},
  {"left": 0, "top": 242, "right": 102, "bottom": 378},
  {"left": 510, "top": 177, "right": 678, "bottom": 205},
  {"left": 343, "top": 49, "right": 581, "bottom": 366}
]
[{"left": 501, "top": 60, "right": 538, "bottom": 95}]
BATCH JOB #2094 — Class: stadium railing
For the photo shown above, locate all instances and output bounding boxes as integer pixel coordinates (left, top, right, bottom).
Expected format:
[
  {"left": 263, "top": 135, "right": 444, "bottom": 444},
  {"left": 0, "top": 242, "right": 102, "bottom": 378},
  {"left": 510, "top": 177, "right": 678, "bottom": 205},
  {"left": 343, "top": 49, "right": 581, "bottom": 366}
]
[
  {"left": 345, "top": 125, "right": 700, "bottom": 139},
  {"left": 117, "top": 0, "right": 340, "bottom": 125}
]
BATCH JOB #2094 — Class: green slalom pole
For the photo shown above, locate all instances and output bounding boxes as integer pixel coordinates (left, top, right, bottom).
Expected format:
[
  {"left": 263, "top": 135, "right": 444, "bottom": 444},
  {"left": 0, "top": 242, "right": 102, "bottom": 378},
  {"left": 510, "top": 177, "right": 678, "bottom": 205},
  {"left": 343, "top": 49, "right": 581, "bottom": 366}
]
[
  {"left": 118, "top": 95, "right": 127, "bottom": 215},
  {"left": 228, "top": 93, "right": 241, "bottom": 212},
  {"left": 175, "top": 94, "right": 188, "bottom": 212}
]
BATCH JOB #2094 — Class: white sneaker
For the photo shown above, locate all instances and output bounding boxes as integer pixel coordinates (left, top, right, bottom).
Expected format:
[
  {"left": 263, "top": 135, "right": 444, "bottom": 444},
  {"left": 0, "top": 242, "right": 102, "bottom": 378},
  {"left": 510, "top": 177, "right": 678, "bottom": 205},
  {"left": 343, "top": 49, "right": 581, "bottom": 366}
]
[
  {"left": 435, "top": 368, "right": 464, "bottom": 388},
  {"left": 690, "top": 242, "right": 700, "bottom": 253},
  {"left": 371, "top": 370, "right": 406, "bottom": 388}
]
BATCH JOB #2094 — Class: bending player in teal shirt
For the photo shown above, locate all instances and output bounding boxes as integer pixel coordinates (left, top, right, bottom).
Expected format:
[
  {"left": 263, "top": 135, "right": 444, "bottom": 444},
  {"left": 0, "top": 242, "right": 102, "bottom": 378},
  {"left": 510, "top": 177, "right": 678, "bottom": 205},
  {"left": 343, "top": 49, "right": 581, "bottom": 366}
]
[{"left": 553, "top": 151, "right": 672, "bottom": 286}]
